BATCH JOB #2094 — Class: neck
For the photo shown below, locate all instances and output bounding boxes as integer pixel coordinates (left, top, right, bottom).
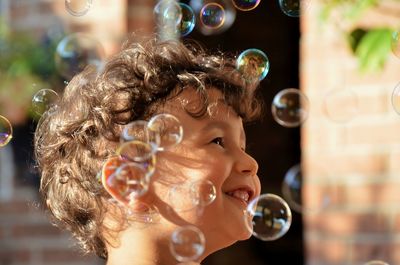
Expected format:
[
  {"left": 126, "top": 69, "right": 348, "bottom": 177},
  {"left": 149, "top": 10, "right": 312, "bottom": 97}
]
[{"left": 106, "top": 223, "right": 201, "bottom": 265}]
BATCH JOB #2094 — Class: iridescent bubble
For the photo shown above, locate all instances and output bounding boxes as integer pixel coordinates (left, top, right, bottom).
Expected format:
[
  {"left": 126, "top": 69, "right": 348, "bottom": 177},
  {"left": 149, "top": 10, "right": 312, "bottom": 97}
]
[
  {"left": 179, "top": 3, "right": 196, "bottom": 37},
  {"left": 392, "top": 82, "right": 400, "bottom": 115},
  {"left": 116, "top": 140, "right": 157, "bottom": 175},
  {"left": 200, "top": 3, "right": 226, "bottom": 29},
  {"left": 189, "top": 0, "right": 236, "bottom": 35},
  {"left": 364, "top": 261, "right": 390, "bottom": 265},
  {"left": 232, "top": 0, "right": 261, "bottom": 11},
  {"left": 282, "top": 164, "right": 330, "bottom": 214},
  {"left": 0, "top": 115, "right": 13, "bottom": 147},
  {"left": 31, "top": 89, "right": 60, "bottom": 116},
  {"left": 65, "top": 0, "right": 93, "bottom": 17},
  {"left": 279, "top": 0, "right": 301, "bottom": 17},
  {"left": 271, "top": 88, "right": 309, "bottom": 128},
  {"left": 323, "top": 88, "right": 359, "bottom": 123},
  {"left": 147, "top": 113, "right": 183, "bottom": 151},
  {"left": 391, "top": 30, "right": 400, "bottom": 59},
  {"left": 236, "top": 48, "right": 270, "bottom": 82},
  {"left": 154, "top": 0, "right": 182, "bottom": 26},
  {"left": 245, "top": 193, "right": 292, "bottom": 241},
  {"left": 170, "top": 225, "right": 206, "bottom": 262},
  {"left": 121, "top": 120, "right": 149, "bottom": 143},
  {"left": 55, "top": 33, "right": 105, "bottom": 80}
]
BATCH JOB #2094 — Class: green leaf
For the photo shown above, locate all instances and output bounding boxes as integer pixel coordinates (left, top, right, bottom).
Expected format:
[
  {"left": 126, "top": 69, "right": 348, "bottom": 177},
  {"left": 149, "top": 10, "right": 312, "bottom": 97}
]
[{"left": 355, "top": 28, "right": 393, "bottom": 72}]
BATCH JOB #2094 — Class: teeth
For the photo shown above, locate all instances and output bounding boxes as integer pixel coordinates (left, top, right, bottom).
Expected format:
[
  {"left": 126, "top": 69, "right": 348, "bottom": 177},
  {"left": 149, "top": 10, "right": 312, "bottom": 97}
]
[{"left": 228, "top": 189, "right": 250, "bottom": 203}]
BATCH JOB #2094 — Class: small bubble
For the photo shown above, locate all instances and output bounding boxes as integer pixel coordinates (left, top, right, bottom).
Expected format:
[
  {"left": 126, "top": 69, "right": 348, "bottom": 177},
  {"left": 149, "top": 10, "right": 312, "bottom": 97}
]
[
  {"left": 170, "top": 225, "right": 206, "bottom": 262},
  {"left": 147, "top": 113, "right": 183, "bottom": 151},
  {"left": 279, "top": 0, "right": 303, "bottom": 17},
  {"left": 0, "top": 115, "right": 13, "bottom": 147},
  {"left": 236, "top": 48, "right": 270, "bottom": 82},
  {"left": 31, "top": 89, "right": 60, "bottom": 116},
  {"left": 200, "top": 3, "right": 226, "bottom": 29},
  {"left": 232, "top": 0, "right": 261, "bottom": 11},
  {"left": 391, "top": 82, "right": 400, "bottom": 115},
  {"left": 65, "top": 0, "right": 93, "bottom": 16}
]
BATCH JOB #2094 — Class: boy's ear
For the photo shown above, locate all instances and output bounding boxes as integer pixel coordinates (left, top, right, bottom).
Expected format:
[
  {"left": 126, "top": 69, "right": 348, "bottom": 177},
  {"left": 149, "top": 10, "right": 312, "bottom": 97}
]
[{"left": 101, "top": 156, "right": 151, "bottom": 209}]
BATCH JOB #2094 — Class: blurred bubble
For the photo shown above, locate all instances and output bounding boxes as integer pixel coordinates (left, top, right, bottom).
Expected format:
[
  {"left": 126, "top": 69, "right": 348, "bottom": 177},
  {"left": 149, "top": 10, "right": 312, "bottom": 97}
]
[
  {"left": 391, "top": 30, "right": 400, "bottom": 58},
  {"left": 364, "top": 261, "right": 390, "bottom": 265},
  {"left": 55, "top": 33, "right": 105, "bottom": 80},
  {"left": 190, "top": 180, "right": 217, "bottom": 207},
  {"left": 232, "top": 0, "right": 261, "bottom": 11},
  {"left": 236, "top": 48, "right": 270, "bottom": 82},
  {"left": 147, "top": 113, "right": 183, "bottom": 151},
  {"left": 154, "top": 0, "right": 181, "bottom": 26},
  {"left": 279, "top": 0, "right": 302, "bottom": 17},
  {"left": 179, "top": 3, "right": 196, "bottom": 37},
  {"left": 245, "top": 193, "right": 292, "bottom": 241},
  {"left": 271, "top": 88, "right": 309, "bottom": 127},
  {"left": 116, "top": 140, "right": 157, "bottom": 174},
  {"left": 170, "top": 225, "right": 206, "bottom": 262},
  {"left": 189, "top": 0, "right": 236, "bottom": 35},
  {"left": 65, "top": 0, "right": 93, "bottom": 17},
  {"left": 323, "top": 88, "right": 359, "bottom": 123},
  {"left": 121, "top": 120, "right": 149, "bottom": 143},
  {"left": 282, "top": 164, "right": 330, "bottom": 213},
  {"left": 31, "top": 89, "right": 60, "bottom": 116},
  {"left": 392, "top": 82, "right": 400, "bottom": 115},
  {"left": 0, "top": 115, "right": 13, "bottom": 147},
  {"left": 200, "top": 3, "right": 226, "bottom": 29}
]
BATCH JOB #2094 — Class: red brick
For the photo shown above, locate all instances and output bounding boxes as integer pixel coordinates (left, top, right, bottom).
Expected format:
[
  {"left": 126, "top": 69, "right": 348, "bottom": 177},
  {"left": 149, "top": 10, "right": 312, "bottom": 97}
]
[
  {"left": 0, "top": 249, "right": 30, "bottom": 264},
  {"left": 341, "top": 183, "right": 400, "bottom": 207},
  {"left": 346, "top": 121, "right": 400, "bottom": 146},
  {"left": 305, "top": 213, "right": 392, "bottom": 236},
  {"left": 306, "top": 238, "right": 348, "bottom": 265},
  {"left": 350, "top": 241, "right": 394, "bottom": 265},
  {"left": 12, "top": 223, "right": 61, "bottom": 237}
]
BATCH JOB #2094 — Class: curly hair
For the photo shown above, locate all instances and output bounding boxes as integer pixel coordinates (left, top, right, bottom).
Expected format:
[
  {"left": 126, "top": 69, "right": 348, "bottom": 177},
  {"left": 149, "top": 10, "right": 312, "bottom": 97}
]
[{"left": 34, "top": 36, "right": 263, "bottom": 259}]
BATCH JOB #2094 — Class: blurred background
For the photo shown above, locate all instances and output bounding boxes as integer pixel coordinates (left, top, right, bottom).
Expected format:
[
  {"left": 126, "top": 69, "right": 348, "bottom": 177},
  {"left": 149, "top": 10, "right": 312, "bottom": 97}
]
[{"left": 1, "top": 0, "right": 400, "bottom": 264}]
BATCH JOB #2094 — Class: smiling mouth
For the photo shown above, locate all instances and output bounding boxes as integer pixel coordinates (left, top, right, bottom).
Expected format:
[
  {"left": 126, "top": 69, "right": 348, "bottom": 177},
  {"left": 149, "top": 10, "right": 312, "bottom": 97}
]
[{"left": 225, "top": 188, "right": 253, "bottom": 205}]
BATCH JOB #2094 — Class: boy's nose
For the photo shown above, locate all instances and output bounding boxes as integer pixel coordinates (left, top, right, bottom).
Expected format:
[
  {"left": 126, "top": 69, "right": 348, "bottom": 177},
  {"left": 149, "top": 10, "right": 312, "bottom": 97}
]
[{"left": 234, "top": 149, "right": 259, "bottom": 176}]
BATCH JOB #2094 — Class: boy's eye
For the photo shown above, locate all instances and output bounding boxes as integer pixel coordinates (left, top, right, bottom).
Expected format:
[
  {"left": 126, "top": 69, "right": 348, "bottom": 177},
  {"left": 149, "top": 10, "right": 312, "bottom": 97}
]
[{"left": 211, "top": 137, "right": 224, "bottom": 147}]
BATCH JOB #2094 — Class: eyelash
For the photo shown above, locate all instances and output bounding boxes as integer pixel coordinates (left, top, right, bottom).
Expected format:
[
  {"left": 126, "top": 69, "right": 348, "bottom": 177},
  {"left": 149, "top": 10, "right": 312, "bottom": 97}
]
[{"left": 211, "top": 137, "right": 225, "bottom": 147}]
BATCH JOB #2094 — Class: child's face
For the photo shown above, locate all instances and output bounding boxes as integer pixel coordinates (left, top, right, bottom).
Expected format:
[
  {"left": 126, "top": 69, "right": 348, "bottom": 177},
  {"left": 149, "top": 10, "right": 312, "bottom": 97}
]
[{"left": 149, "top": 87, "right": 261, "bottom": 254}]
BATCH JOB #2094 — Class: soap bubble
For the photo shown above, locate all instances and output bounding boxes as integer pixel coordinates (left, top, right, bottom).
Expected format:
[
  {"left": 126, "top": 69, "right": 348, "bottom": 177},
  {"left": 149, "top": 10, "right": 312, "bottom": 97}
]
[
  {"left": 0, "top": 115, "right": 13, "bottom": 147},
  {"left": 236, "top": 48, "right": 270, "bottom": 82},
  {"left": 65, "top": 0, "right": 93, "bottom": 16},
  {"left": 271, "top": 88, "right": 309, "bottom": 127},
  {"left": 392, "top": 82, "right": 400, "bottom": 115},
  {"left": 121, "top": 120, "right": 149, "bottom": 143},
  {"left": 168, "top": 180, "right": 216, "bottom": 212},
  {"left": 55, "top": 33, "right": 105, "bottom": 80},
  {"left": 232, "top": 0, "right": 261, "bottom": 11},
  {"left": 154, "top": 0, "right": 182, "bottom": 26},
  {"left": 245, "top": 193, "right": 292, "bottom": 241},
  {"left": 279, "top": 0, "right": 302, "bottom": 17},
  {"left": 116, "top": 140, "right": 157, "bottom": 175},
  {"left": 323, "top": 88, "right": 359, "bottom": 123},
  {"left": 170, "top": 225, "right": 206, "bottom": 262},
  {"left": 364, "top": 261, "right": 389, "bottom": 265},
  {"left": 200, "top": 3, "right": 226, "bottom": 29},
  {"left": 31, "top": 89, "right": 60, "bottom": 116},
  {"left": 147, "top": 113, "right": 183, "bottom": 151},
  {"left": 113, "top": 162, "right": 150, "bottom": 199},
  {"left": 189, "top": 0, "right": 236, "bottom": 35},
  {"left": 178, "top": 3, "right": 196, "bottom": 37},
  {"left": 391, "top": 30, "right": 400, "bottom": 59},
  {"left": 282, "top": 164, "right": 330, "bottom": 213}
]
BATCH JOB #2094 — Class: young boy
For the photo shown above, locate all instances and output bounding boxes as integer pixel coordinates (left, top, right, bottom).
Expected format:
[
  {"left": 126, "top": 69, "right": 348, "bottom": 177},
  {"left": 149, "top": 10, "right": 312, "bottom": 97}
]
[{"left": 34, "top": 36, "right": 264, "bottom": 265}]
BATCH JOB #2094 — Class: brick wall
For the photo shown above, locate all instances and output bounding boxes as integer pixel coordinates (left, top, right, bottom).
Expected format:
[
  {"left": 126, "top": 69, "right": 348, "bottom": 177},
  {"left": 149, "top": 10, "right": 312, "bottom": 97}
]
[
  {"left": 0, "top": 0, "right": 154, "bottom": 264},
  {"left": 301, "top": 1, "right": 400, "bottom": 265}
]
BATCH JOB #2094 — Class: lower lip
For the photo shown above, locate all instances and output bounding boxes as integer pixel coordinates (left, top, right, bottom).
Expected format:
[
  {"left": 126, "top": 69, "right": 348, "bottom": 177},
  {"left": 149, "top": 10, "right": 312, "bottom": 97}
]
[{"left": 225, "top": 194, "right": 248, "bottom": 208}]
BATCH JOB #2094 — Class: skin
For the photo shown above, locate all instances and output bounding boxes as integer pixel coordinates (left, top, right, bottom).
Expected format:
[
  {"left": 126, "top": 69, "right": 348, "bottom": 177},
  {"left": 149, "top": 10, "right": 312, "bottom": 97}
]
[{"left": 105, "top": 87, "right": 261, "bottom": 265}]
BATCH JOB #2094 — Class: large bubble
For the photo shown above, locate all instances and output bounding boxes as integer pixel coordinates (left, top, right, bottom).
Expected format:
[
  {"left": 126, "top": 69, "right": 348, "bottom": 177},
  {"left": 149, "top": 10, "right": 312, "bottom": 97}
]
[
  {"left": 0, "top": 115, "right": 13, "bottom": 147},
  {"left": 245, "top": 193, "right": 292, "bottom": 241},
  {"left": 55, "top": 33, "right": 105, "bottom": 80},
  {"left": 147, "top": 113, "right": 183, "bottom": 151},
  {"left": 170, "top": 226, "right": 206, "bottom": 262},
  {"left": 271, "top": 88, "right": 309, "bottom": 127}
]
